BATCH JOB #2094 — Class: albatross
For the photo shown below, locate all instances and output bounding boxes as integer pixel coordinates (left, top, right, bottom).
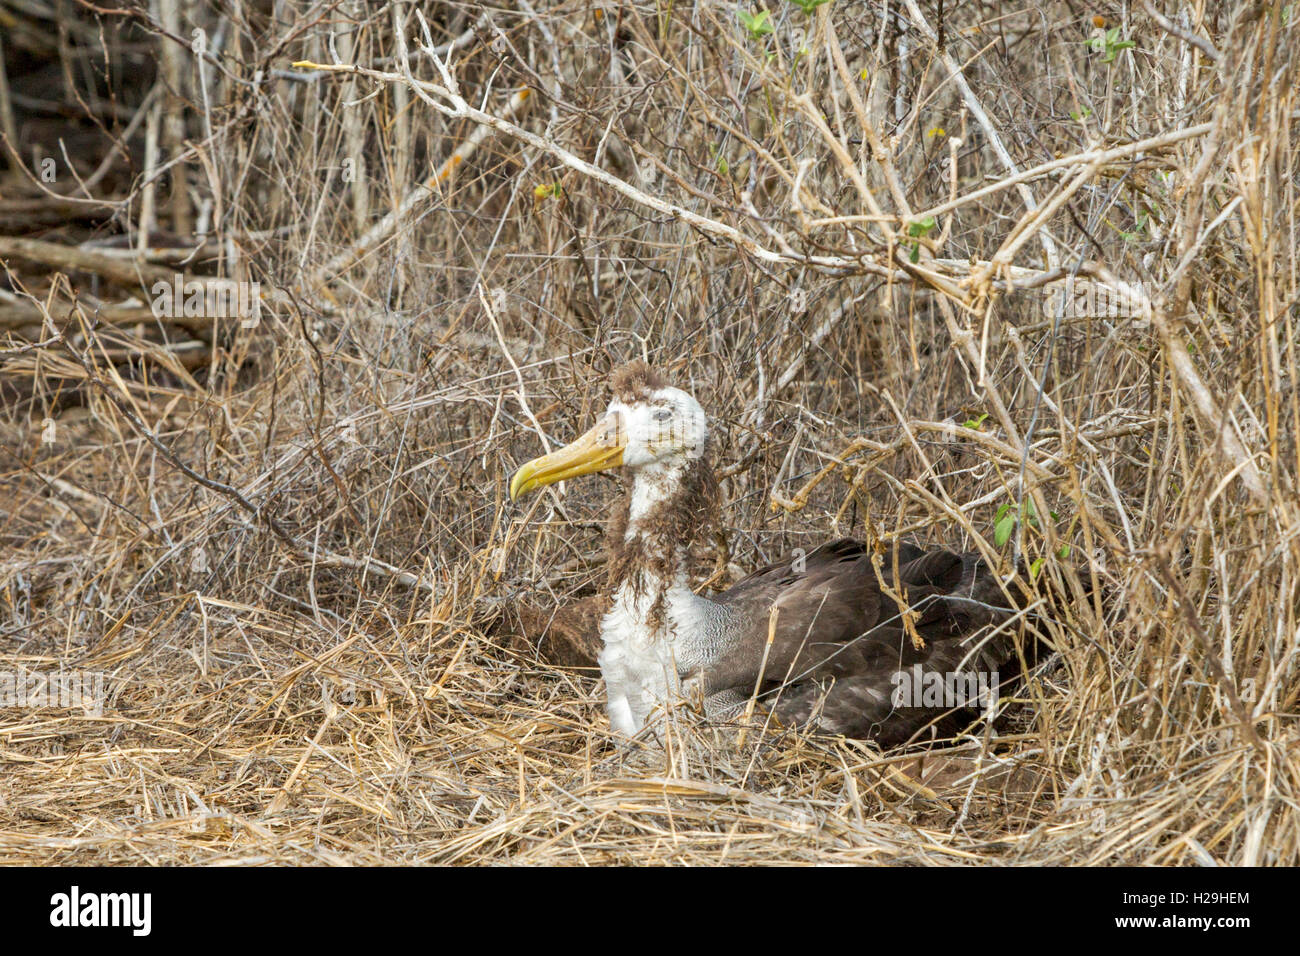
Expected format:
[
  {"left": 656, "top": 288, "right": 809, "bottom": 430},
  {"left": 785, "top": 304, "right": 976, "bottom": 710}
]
[{"left": 510, "top": 362, "right": 1036, "bottom": 745}]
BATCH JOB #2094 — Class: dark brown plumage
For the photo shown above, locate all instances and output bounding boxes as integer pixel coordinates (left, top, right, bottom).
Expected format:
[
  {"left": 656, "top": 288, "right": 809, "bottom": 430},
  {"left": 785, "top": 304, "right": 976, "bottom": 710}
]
[
  {"left": 503, "top": 596, "right": 607, "bottom": 669},
  {"left": 705, "top": 538, "right": 1028, "bottom": 745}
]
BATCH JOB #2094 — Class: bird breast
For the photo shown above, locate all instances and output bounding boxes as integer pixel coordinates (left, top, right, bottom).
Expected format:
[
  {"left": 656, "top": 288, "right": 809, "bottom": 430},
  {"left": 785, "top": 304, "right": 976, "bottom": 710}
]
[{"left": 598, "top": 581, "right": 721, "bottom": 734}]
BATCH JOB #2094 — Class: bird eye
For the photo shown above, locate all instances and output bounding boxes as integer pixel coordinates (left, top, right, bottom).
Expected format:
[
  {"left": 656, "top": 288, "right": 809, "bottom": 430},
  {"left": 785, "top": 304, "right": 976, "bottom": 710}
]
[{"left": 653, "top": 408, "right": 672, "bottom": 421}]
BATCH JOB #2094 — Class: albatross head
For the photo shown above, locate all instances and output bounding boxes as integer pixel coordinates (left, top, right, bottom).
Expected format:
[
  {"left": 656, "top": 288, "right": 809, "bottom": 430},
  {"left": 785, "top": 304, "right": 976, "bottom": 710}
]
[{"left": 510, "top": 362, "right": 708, "bottom": 500}]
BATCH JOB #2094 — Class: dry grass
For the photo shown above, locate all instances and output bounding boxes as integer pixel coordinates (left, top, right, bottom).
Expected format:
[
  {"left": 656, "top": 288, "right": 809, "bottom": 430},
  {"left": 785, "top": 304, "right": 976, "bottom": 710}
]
[{"left": 0, "top": 0, "right": 1297, "bottom": 865}]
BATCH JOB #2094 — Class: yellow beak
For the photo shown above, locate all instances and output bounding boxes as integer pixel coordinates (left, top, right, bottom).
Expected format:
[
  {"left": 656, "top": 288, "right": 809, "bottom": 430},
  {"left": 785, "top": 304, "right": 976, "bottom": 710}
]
[{"left": 509, "top": 414, "right": 626, "bottom": 500}]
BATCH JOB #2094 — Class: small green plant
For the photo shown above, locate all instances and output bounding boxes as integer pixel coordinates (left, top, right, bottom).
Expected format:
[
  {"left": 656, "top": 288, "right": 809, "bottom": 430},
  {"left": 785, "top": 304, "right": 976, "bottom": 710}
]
[
  {"left": 1069, "top": 106, "right": 1092, "bottom": 121},
  {"left": 1088, "top": 26, "right": 1135, "bottom": 63},
  {"left": 708, "top": 143, "right": 729, "bottom": 176},
  {"left": 962, "top": 412, "right": 989, "bottom": 430},
  {"left": 533, "top": 183, "right": 562, "bottom": 200},
  {"left": 996, "top": 499, "right": 1074, "bottom": 577},
  {"left": 1118, "top": 209, "right": 1149, "bottom": 242},
  {"left": 994, "top": 501, "right": 1019, "bottom": 548},
  {"left": 1113, "top": 203, "right": 1158, "bottom": 242},
  {"left": 906, "top": 216, "right": 936, "bottom": 263},
  {"left": 1030, "top": 546, "right": 1072, "bottom": 579},
  {"left": 786, "top": 0, "right": 832, "bottom": 15},
  {"left": 993, "top": 497, "right": 1046, "bottom": 549},
  {"left": 737, "top": 8, "right": 774, "bottom": 41}
]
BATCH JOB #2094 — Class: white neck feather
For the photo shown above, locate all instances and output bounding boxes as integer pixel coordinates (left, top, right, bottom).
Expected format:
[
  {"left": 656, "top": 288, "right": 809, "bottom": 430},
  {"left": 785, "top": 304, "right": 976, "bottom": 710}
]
[
  {"left": 623, "top": 460, "right": 686, "bottom": 535},
  {"left": 599, "top": 460, "right": 720, "bottom": 735}
]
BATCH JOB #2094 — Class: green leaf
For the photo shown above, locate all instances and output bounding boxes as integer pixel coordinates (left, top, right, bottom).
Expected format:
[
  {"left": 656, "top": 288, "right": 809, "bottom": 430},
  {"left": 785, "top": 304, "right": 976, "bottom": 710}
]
[
  {"left": 707, "top": 142, "right": 728, "bottom": 175},
  {"left": 1030, "top": 557, "right": 1044, "bottom": 579},
  {"left": 994, "top": 513, "right": 1016, "bottom": 548},
  {"left": 1102, "top": 36, "right": 1135, "bottom": 62},
  {"left": 1057, "top": 545, "right": 1072, "bottom": 559},
  {"left": 1022, "top": 497, "right": 1038, "bottom": 527},
  {"left": 907, "top": 216, "right": 936, "bottom": 238},
  {"left": 908, "top": 242, "right": 921, "bottom": 263},
  {"left": 738, "top": 8, "right": 774, "bottom": 39}
]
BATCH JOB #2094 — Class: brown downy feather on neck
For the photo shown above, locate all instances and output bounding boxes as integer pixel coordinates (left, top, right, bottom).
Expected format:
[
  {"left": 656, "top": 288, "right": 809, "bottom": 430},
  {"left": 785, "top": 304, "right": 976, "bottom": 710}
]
[{"left": 604, "top": 455, "right": 719, "bottom": 630}]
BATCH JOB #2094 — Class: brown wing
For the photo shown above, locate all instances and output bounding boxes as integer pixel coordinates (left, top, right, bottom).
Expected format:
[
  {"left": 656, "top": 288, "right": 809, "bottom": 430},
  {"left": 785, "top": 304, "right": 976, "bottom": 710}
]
[
  {"left": 498, "top": 594, "right": 608, "bottom": 668},
  {"left": 709, "top": 539, "right": 1023, "bottom": 744}
]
